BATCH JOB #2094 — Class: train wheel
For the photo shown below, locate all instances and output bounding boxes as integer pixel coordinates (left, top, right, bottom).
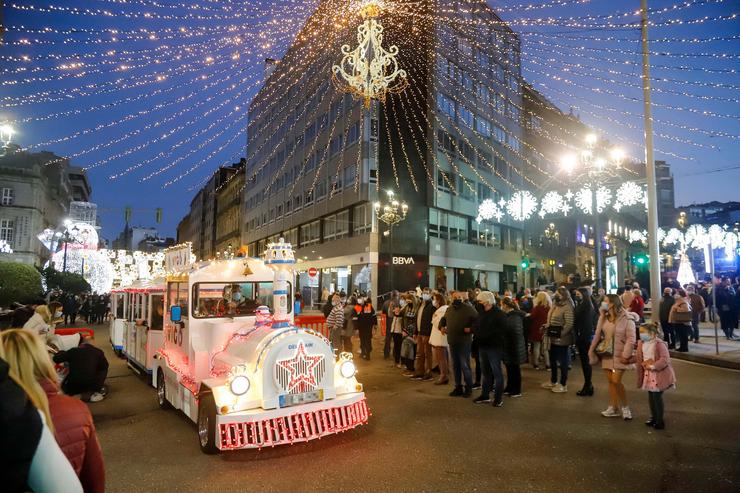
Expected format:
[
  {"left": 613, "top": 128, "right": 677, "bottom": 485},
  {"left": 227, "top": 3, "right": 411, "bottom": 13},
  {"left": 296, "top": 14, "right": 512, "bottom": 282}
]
[{"left": 197, "top": 393, "right": 219, "bottom": 454}]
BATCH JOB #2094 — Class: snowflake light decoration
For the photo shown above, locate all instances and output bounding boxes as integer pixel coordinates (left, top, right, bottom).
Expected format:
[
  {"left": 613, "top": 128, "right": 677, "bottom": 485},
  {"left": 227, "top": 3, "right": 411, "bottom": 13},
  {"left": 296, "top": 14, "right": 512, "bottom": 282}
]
[
  {"left": 506, "top": 191, "right": 538, "bottom": 221},
  {"left": 684, "top": 225, "right": 707, "bottom": 250},
  {"left": 595, "top": 186, "right": 612, "bottom": 213},
  {"left": 540, "top": 191, "right": 566, "bottom": 216},
  {"left": 629, "top": 230, "right": 647, "bottom": 244},
  {"left": 663, "top": 228, "right": 683, "bottom": 247},
  {"left": 614, "top": 181, "right": 644, "bottom": 211},
  {"left": 707, "top": 224, "right": 726, "bottom": 247},
  {"left": 477, "top": 198, "right": 504, "bottom": 223},
  {"left": 574, "top": 187, "right": 593, "bottom": 215},
  {"left": 0, "top": 239, "right": 12, "bottom": 254}
]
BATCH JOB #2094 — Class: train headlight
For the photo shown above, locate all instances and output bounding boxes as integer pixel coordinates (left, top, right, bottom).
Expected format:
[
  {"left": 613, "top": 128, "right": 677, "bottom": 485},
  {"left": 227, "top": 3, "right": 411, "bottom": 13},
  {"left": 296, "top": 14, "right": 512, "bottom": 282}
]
[
  {"left": 229, "top": 375, "right": 250, "bottom": 396},
  {"left": 339, "top": 360, "right": 356, "bottom": 379}
]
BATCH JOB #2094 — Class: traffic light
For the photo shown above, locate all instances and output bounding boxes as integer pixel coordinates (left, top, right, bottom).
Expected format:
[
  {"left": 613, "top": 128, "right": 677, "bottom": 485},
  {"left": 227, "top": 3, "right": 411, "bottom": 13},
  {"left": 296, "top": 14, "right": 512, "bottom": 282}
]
[
  {"left": 633, "top": 253, "right": 649, "bottom": 266},
  {"left": 520, "top": 257, "right": 530, "bottom": 270}
]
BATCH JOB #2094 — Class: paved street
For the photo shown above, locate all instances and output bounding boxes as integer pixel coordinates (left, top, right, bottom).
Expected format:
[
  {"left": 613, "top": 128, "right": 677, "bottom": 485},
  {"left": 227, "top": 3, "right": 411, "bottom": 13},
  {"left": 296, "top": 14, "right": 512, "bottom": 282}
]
[{"left": 83, "top": 323, "right": 740, "bottom": 493}]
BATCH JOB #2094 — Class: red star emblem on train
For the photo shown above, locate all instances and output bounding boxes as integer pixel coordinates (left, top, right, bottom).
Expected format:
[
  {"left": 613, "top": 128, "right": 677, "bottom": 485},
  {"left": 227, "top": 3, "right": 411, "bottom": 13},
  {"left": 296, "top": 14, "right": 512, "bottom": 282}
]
[{"left": 275, "top": 342, "right": 325, "bottom": 393}]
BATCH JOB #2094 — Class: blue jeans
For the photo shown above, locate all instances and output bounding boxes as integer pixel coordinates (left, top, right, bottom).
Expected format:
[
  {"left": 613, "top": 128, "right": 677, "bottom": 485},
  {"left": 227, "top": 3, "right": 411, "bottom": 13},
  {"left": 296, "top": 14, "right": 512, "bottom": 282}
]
[
  {"left": 449, "top": 341, "right": 473, "bottom": 388},
  {"left": 479, "top": 346, "right": 504, "bottom": 401},
  {"left": 549, "top": 345, "right": 570, "bottom": 386}
]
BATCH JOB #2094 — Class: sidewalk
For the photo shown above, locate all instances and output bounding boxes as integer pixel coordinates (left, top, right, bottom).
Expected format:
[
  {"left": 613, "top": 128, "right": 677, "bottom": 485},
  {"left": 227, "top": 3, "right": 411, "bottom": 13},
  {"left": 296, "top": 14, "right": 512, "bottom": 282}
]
[{"left": 669, "top": 323, "right": 740, "bottom": 370}]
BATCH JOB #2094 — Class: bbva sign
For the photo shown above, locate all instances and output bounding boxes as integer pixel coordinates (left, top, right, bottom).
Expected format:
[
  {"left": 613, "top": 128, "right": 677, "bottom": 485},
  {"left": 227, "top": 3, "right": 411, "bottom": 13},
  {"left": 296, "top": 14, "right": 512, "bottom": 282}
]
[{"left": 392, "top": 256, "right": 415, "bottom": 265}]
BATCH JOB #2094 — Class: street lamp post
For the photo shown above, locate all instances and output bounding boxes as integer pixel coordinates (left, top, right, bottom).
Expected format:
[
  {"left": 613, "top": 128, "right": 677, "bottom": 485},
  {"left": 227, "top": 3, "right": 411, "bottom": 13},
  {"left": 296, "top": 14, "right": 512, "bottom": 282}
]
[
  {"left": 374, "top": 190, "right": 408, "bottom": 291},
  {"left": 56, "top": 224, "right": 84, "bottom": 273},
  {"left": 0, "top": 123, "right": 14, "bottom": 156},
  {"left": 561, "top": 134, "right": 624, "bottom": 290}
]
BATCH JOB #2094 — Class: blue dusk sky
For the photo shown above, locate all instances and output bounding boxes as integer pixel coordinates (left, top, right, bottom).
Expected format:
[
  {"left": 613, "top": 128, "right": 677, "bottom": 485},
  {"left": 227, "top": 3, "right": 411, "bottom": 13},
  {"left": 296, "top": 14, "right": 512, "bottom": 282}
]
[{"left": 1, "top": 0, "right": 737, "bottom": 241}]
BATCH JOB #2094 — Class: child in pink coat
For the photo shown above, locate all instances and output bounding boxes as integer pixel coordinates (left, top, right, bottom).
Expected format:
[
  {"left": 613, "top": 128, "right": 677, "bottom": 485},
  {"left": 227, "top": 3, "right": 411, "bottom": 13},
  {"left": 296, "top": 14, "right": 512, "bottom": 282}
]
[{"left": 636, "top": 323, "right": 676, "bottom": 430}]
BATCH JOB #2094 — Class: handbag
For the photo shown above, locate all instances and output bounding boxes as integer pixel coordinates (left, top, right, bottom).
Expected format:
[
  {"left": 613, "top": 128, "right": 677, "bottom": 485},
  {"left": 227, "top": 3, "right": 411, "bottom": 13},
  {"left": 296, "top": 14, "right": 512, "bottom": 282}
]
[
  {"left": 595, "top": 334, "right": 614, "bottom": 357},
  {"left": 672, "top": 310, "right": 692, "bottom": 324},
  {"left": 547, "top": 325, "right": 562, "bottom": 338}
]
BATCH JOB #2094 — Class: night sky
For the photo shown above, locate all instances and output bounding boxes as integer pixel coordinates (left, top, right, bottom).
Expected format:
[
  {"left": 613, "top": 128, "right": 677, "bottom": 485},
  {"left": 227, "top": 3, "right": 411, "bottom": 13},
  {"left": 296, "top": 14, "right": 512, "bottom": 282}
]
[{"left": 1, "top": 0, "right": 737, "bottom": 241}]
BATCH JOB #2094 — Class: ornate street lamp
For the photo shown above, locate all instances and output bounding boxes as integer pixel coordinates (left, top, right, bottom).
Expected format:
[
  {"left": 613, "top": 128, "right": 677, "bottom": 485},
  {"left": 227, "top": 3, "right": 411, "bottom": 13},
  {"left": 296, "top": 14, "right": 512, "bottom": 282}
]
[
  {"left": 374, "top": 190, "right": 408, "bottom": 289},
  {"left": 559, "top": 134, "right": 625, "bottom": 289},
  {"left": 56, "top": 222, "right": 88, "bottom": 273},
  {"left": 332, "top": 1, "right": 408, "bottom": 108},
  {"left": 1, "top": 123, "right": 14, "bottom": 156},
  {"left": 544, "top": 223, "right": 560, "bottom": 244}
]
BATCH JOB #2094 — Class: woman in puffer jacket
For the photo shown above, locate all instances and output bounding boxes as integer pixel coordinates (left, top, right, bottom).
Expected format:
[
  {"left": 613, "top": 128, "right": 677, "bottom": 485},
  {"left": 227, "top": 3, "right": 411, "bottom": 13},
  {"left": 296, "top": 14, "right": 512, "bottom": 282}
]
[
  {"left": 1, "top": 329, "right": 105, "bottom": 493},
  {"left": 588, "top": 295, "right": 639, "bottom": 421}
]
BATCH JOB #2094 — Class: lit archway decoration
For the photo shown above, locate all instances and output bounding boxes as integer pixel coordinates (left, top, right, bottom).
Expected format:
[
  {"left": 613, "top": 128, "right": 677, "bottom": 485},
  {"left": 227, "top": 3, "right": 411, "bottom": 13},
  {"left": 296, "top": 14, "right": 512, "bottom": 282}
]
[{"left": 332, "top": 1, "right": 408, "bottom": 108}]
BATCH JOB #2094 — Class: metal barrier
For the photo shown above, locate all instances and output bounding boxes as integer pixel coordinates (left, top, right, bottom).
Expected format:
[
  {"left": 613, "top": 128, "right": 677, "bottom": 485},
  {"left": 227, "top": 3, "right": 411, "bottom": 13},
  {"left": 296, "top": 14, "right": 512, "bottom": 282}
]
[
  {"left": 55, "top": 327, "right": 95, "bottom": 339},
  {"left": 294, "top": 315, "right": 329, "bottom": 339}
]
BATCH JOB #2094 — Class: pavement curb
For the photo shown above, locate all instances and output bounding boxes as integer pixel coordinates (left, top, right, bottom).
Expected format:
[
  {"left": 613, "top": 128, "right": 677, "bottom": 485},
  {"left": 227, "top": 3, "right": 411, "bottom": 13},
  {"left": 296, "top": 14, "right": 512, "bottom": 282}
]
[{"left": 669, "top": 350, "right": 740, "bottom": 371}]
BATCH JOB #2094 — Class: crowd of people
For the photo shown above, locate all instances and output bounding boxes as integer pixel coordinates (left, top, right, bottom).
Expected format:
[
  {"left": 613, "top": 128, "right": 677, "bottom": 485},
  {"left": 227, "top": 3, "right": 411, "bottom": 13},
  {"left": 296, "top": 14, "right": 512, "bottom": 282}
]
[{"left": 364, "top": 281, "right": 681, "bottom": 429}]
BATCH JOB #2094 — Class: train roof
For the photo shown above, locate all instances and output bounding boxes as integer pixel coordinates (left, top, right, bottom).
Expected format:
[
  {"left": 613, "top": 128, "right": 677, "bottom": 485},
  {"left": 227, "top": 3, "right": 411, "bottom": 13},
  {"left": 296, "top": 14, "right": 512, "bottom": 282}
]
[{"left": 172, "top": 257, "right": 273, "bottom": 284}]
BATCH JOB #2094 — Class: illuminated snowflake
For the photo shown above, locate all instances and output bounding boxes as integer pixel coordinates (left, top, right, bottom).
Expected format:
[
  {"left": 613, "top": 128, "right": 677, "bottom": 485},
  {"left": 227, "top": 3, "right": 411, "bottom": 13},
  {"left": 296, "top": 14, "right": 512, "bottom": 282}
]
[
  {"left": 708, "top": 224, "right": 726, "bottom": 246},
  {"left": 615, "top": 181, "right": 644, "bottom": 209},
  {"left": 663, "top": 228, "right": 683, "bottom": 247},
  {"left": 477, "top": 198, "right": 505, "bottom": 223},
  {"left": 684, "top": 225, "right": 707, "bottom": 250},
  {"left": 574, "top": 187, "right": 593, "bottom": 215},
  {"left": 595, "top": 186, "right": 612, "bottom": 213},
  {"left": 629, "top": 230, "right": 647, "bottom": 244},
  {"left": 506, "top": 191, "right": 538, "bottom": 221},
  {"left": 540, "top": 191, "right": 565, "bottom": 216}
]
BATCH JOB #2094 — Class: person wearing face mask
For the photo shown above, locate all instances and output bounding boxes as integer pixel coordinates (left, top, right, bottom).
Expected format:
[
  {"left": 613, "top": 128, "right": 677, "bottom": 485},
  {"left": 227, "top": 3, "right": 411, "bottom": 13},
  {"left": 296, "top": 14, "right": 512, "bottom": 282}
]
[
  {"left": 400, "top": 295, "right": 419, "bottom": 376},
  {"left": 429, "top": 293, "right": 450, "bottom": 385},
  {"left": 325, "top": 294, "right": 345, "bottom": 351},
  {"left": 389, "top": 298, "right": 407, "bottom": 368},
  {"left": 588, "top": 294, "right": 638, "bottom": 419},
  {"left": 471, "top": 291, "right": 507, "bottom": 406},
  {"left": 541, "top": 287, "right": 574, "bottom": 393},
  {"left": 411, "top": 289, "right": 436, "bottom": 381},
  {"left": 354, "top": 297, "right": 376, "bottom": 360},
  {"left": 440, "top": 291, "right": 478, "bottom": 398},
  {"left": 636, "top": 323, "right": 676, "bottom": 430},
  {"left": 573, "top": 288, "right": 596, "bottom": 396},
  {"left": 23, "top": 302, "right": 63, "bottom": 339},
  {"left": 668, "top": 288, "right": 692, "bottom": 352}
]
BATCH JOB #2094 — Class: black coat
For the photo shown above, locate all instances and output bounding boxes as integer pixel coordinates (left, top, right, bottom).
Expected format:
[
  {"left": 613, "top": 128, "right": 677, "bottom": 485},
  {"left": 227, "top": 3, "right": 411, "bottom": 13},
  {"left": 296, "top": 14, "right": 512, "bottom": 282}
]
[
  {"left": 53, "top": 344, "right": 109, "bottom": 394},
  {"left": 416, "top": 301, "right": 435, "bottom": 337},
  {"left": 473, "top": 306, "right": 506, "bottom": 350},
  {"left": 0, "top": 358, "right": 42, "bottom": 493},
  {"left": 503, "top": 310, "right": 527, "bottom": 365},
  {"left": 573, "top": 298, "right": 595, "bottom": 343}
]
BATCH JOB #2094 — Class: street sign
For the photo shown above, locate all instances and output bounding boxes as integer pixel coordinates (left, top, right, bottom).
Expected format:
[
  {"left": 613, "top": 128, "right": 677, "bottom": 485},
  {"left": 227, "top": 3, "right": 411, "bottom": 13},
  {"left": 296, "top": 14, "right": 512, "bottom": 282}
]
[{"left": 308, "top": 267, "right": 318, "bottom": 277}]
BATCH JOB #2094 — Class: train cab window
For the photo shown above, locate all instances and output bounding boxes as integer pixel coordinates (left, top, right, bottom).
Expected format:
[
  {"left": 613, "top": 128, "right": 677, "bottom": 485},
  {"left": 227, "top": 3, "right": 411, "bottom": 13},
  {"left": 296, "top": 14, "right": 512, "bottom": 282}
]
[
  {"left": 192, "top": 282, "right": 289, "bottom": 319},
  {"left": 151, "top": 294, "right": 164, "bottom": 330}
]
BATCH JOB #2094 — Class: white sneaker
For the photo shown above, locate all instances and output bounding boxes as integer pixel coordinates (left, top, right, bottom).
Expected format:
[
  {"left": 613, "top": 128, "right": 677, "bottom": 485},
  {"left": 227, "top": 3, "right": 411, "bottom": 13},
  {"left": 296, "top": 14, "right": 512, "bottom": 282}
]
[
  {"left": 601, "top": 406, "right": 621, "bottom": 417},
  {"left": 551, "top": 383, "right": 568, "bottom": 393},
  {"left": 541, "top": 381, "right": 556, "bottom": 389},
  {"left": 89, "top": 392, "right": 105, "bottom": 403},
  {"left": 621, "top": 407, "right": 633, "bottom": 420}
]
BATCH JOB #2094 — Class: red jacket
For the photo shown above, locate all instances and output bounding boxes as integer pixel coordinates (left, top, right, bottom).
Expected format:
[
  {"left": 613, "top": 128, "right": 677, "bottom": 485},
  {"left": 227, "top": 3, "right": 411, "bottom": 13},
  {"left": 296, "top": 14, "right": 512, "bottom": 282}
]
[
  {"left": 41, "top": 379, "right": 105, "bottom": 493},
  {"left": 629, "top": 296, "right": 645, "bottom": 318},
  {"left": 528, "top": 304, "right": 550, "bottom": 342}
]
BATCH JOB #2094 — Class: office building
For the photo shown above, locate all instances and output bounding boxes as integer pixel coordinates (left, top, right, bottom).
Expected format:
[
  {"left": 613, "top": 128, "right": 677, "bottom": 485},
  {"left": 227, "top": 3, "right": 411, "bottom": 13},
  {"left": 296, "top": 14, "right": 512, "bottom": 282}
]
[{"left": 242, "top": 0, "right": 537, "bottom": 305}]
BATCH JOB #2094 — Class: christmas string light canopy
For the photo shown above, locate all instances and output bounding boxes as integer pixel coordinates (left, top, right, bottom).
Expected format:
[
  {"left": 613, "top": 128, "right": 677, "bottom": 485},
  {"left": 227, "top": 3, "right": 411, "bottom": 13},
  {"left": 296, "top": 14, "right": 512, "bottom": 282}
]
[{"left": 332, "top": 1, "right": 409, "bottom": 108}]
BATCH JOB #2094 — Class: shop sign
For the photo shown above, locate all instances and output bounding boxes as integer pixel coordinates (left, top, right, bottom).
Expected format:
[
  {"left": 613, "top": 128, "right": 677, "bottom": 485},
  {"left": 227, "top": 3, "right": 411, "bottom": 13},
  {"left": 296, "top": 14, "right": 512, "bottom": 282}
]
[{"left": 392, "top": 256, "right": 415, "bottom": 265}]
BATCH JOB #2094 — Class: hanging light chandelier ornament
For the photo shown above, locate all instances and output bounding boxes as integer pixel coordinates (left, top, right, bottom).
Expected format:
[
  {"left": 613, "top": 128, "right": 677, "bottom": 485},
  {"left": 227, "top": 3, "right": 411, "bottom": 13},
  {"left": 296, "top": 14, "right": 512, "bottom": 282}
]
[{"left": 332, "top": 1, "right": 408, "bottom": 108}]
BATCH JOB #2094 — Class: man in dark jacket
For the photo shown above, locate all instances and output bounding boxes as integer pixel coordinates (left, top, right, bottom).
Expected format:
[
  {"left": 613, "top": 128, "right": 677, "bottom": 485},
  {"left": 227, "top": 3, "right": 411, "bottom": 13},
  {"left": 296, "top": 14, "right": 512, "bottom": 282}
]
[
  {"left": 63, "top": 295, "right": 79, "bottom": 326},
  {"left": 659, "top": 288, "right": 676, "bottom": 349},
  {"left": 501, "top": 299, "right": 527, "bottom": 398},
  {"left": 717, "top": 279, "right": 737, "bottom": 340},
  {"left": 412, "top": 289, "right": 436, "bottom": 380},
  {"left": 471, "top": 291, "right": 507, "bottom": 405},
  {"left": 54, "top": 337, "right": 109, "bottom": 402},
  {"left": 441, "top": 290, "right": 478, "bottom": 397},
  {"left": 573, "top": 288, "right": 595, "bottom": 396}
]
